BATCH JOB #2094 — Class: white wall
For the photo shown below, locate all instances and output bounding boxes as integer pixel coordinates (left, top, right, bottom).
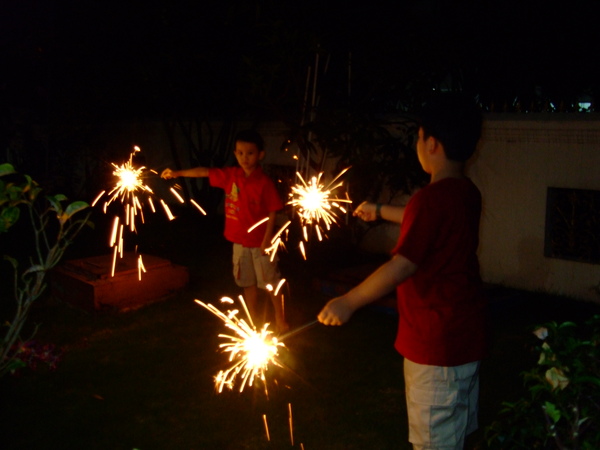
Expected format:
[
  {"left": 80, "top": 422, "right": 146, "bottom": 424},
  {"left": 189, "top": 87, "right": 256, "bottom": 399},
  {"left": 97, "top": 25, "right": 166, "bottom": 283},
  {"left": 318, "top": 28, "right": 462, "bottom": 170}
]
[{"left": 468, "top": 115, "right": 600, "bottom": 302}]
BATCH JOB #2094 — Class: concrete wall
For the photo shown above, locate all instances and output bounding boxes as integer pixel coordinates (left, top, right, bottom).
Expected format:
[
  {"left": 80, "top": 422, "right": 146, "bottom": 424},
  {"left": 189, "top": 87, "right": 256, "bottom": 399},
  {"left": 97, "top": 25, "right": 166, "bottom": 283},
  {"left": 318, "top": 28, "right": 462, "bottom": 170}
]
[{"left": 468, "top": 115, "right": 600, "bottom": 302}]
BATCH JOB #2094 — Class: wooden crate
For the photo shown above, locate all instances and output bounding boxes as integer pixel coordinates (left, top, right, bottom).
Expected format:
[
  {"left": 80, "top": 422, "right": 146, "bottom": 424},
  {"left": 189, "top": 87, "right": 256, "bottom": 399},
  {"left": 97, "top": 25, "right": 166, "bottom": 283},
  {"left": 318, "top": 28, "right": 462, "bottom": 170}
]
[{"left": 51, "top": 252, "right": 189, "bottom": 311}]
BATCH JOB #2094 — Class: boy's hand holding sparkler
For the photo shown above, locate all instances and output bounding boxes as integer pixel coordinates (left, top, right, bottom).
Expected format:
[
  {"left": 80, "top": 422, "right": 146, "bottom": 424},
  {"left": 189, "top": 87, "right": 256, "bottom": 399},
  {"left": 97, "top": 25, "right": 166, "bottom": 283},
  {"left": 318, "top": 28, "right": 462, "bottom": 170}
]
[
  {"left": 353, "top": 201, "right": 378, "bottom": 221},
  {"left": 353, "top": 201, "right": 406, "bottom": 224},
  {"left": 318, "top": 253, "right": 417, "bottom": 326},
  {"left": 317, "top": 295, "right": 357, "bottom": 326},
  {"left": 161, "top": 168, "right": 176, "bottom": 179},
  {"left": 161, "top": 167, "right": 209, "bottom": 180}
]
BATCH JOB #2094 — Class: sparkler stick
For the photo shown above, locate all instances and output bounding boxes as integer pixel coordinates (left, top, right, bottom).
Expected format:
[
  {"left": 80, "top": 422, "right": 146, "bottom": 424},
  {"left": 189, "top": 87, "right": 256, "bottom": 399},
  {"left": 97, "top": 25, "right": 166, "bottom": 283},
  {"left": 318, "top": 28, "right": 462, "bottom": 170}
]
[{"left": 278, "top": 319, "right": 319, "bottom": 341}]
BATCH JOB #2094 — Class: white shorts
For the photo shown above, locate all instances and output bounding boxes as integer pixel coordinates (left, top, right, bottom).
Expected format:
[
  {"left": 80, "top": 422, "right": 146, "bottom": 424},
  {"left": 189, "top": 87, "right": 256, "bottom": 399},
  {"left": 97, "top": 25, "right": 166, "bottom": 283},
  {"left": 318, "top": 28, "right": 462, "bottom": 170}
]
[
  {"left": 404, "top": 358, "right": 480, "bottom": 450},
  {"left": 232, "top": 243, "right": 281, "bottom": 289}
]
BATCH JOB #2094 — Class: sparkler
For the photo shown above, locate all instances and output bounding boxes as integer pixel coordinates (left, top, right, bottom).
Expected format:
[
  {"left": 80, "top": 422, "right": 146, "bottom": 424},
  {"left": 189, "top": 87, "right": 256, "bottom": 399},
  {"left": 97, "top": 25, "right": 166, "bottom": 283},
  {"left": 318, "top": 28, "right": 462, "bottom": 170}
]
[
  {"left": 288, "top": 167, "right": 352, "bottom": 235},
  {"left": 288, "top": 167, "right": 352, "bottom": 259},
  {"left": 195, "top": 296, "right": 285, "bottom": 394},
  {"left": 92, "top": 146, "right": 206, "bottom": 277},
  {"left": 248, "top": 167, "right": 352, "bottom": 261}
]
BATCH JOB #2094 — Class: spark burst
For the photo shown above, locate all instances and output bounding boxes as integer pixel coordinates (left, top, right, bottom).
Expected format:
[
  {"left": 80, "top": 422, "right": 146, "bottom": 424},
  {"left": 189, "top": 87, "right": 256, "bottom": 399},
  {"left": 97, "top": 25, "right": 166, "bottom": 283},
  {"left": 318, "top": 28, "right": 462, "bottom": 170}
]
[
  {"left": 247, "top": 167, "right": 352, "bottom": 260},
  {"left": 195, "top": 296, "right": 285, "bottom": 394},
  {"left": 92, "top": 146, "right": 205, "bottom": 277},
  {"left": 287, "top": 167, "right": 352, "bottom": 258}
]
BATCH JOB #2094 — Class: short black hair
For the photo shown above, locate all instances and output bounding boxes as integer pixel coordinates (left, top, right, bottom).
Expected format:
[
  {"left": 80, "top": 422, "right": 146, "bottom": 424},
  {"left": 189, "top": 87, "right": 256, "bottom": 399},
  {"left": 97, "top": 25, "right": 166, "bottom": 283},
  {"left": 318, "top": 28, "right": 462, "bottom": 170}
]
[
  {"left": 235, "top": 129, "right": 265, "bottom": 151},
  {"left": 418, "top": 93, "right": 483, "bottom": 162}
]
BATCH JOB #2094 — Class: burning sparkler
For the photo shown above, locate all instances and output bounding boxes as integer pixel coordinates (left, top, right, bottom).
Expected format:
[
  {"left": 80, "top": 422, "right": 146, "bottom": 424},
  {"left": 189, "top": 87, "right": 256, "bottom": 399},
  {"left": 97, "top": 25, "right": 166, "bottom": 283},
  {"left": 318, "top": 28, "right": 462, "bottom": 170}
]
[
  {"left": 288, "top": 167, "right": 352, "bottom": 231},
  {"left": 195, "top": 296, "right": 285, "bottom": 395},
  {"left": 92, "top": 146, "right": 206, "bottom": 278},
  {"left": 247, "top": 167, "right": 352, "bottom": 261}
]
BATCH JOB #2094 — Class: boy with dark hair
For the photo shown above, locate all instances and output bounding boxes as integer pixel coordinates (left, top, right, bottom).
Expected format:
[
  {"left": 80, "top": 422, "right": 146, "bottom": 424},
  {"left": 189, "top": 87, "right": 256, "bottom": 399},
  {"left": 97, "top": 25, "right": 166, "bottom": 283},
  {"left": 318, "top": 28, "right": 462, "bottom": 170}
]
[
  {"left": 161, "top": 129, "right": 289, "bottom": 333},
  {"left": 319, "top": 93, "right": 486, "bottom": 449}
]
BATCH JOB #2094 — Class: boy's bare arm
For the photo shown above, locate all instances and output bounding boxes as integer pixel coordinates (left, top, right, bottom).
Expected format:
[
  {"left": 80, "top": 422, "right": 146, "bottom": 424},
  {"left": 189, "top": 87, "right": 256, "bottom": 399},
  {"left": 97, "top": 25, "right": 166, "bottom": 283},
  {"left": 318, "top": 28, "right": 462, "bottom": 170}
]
[
  {"left": 161, "top": 167, "right": 209, "bottom": 179},
  {"left": 353, "top": 201, "right": 406, "bottom": 224},
  {"left": 318, "top": 254, "right": 417, "bottom": 326}
]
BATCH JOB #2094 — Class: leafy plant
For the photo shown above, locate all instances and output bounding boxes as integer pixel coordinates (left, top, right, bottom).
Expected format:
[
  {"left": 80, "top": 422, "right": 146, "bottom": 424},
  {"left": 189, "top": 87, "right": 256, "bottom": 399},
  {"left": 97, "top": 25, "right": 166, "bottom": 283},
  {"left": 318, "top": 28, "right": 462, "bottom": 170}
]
[
  {"left": 485, "top": 316, "right": 600, "bottom": 449},
  {"left": 0, "top": 163, "right": 92, "bottom": 377}
]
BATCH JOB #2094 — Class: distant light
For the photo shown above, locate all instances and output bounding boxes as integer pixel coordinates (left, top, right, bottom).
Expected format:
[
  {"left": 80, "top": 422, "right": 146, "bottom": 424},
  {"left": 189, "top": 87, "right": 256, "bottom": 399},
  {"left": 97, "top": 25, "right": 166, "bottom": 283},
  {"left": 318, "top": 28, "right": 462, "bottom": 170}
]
[{"left": 578, "top": 102, "right": 592, "bottom": 112}]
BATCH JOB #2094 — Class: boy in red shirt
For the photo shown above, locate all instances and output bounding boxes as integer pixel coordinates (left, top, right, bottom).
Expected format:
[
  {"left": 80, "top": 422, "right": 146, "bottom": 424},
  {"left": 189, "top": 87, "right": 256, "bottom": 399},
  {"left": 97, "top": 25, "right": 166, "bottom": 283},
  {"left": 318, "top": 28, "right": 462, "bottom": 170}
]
[
  {"left": 318, "top": 94, "right": 486, "bottom": 449},
  {"left": 161, "top": 130, "right": 288, "bottom": 333}
]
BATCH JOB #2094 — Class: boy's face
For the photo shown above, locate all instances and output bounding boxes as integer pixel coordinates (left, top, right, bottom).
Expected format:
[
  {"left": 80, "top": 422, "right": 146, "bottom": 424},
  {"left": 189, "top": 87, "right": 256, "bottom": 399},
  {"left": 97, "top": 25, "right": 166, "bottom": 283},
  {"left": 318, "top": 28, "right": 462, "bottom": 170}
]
[
  {"left": 234, "top": 140, "right": 264, "bottom": 175},
  {"left": 416, "top": 127, "right": 433, "bottom": 174}
]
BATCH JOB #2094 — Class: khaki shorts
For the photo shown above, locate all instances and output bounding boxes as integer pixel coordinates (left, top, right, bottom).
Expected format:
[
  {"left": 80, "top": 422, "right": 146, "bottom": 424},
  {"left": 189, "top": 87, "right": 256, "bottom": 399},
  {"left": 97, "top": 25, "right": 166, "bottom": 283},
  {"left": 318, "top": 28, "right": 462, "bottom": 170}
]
[
  {"left": 404, "top": 358, "right": 480, "bottom": 450},
  {"left": 232, "top": 243, "right": 281, "bottom": 289}
]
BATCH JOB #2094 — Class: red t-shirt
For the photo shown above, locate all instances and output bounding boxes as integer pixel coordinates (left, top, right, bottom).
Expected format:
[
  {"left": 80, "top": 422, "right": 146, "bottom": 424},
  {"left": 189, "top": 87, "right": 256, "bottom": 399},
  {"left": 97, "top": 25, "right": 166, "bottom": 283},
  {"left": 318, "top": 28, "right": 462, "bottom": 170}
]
[
  {"left": 209, "top": 166, "right": 283, "bottom": 248},
  {"left": 392, "top": 177, "right": 487, "bottom": 366}
]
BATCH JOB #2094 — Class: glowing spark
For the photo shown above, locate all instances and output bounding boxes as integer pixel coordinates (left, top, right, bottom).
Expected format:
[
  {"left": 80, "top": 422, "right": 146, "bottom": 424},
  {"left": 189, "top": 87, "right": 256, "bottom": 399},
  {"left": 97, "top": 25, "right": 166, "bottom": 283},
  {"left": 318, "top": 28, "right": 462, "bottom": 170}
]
[
  {"left": 288, "top": 403, "right": 294, "bottom": 446},
  {"left": 91, "top": 190, "right": 105, "bottom": 207},
  {"left": 247, "top": 216, "right": 269, "bottom": 233},
  {"left": 264, "top": 220, "right": 291, "bottom": 261},
  {"left": 109, "top": 216, "right": 119, "bottom": 247},
  {"left": 170, "top": 187, "right": 185, "bottom": 203},
  {"left": 263, "top": 415, "right": 270, "bottom": 441},
  {"left": 190, "top": 199, "right": 207, "bottom": 215},
  {"left": 266, "top": 279, "right": 286, "bottom": 297},
  {"left": 137, "top": 255, "right": 146, "bottom": 281},
  {"left": 195, "top": 296, "right": 285, "bottom": 394},
  {"left": 111, "top": 245, "right": 118, "bottom": 277},
  {"left": 160, "top": 199, "right": 175, "bottom": 221}
]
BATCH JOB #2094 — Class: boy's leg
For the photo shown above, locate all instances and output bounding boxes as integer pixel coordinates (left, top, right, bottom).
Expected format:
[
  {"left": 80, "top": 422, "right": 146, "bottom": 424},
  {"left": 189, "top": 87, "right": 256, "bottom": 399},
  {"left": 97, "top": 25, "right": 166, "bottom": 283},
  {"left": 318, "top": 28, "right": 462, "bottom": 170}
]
[
  {"left": 268, "top": 290, "right": 289, "bottom": 334},
  {"left": 232, "top": 244, "right": 261, "bottom": 321},
  {"left": 403, "top": 358, "right": 480, "bottom": 450},
  {"left": 243, "top": 285, "right": 260, "bottom": 322}
]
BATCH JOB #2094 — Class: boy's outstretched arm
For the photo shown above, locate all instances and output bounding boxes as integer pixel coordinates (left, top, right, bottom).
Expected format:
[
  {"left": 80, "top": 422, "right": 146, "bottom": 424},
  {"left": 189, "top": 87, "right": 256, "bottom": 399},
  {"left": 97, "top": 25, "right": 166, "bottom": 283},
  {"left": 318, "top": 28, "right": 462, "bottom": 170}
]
[
  {"left": 317, "top": 254, "right": 417, "bottom": 326},
  {"left": 161, "top": 167, "right": 209, "bottom": 179},
  {"left": 353, "top": 201, "right": 406, "bottom": 224}
]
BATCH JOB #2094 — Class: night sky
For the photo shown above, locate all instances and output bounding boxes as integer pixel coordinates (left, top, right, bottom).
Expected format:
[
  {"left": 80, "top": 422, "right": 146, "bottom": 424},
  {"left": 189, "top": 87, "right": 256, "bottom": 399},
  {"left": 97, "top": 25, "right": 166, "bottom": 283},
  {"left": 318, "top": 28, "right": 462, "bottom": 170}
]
[{"left": 2, "top": 0, "right": 600, "bottom": 123}]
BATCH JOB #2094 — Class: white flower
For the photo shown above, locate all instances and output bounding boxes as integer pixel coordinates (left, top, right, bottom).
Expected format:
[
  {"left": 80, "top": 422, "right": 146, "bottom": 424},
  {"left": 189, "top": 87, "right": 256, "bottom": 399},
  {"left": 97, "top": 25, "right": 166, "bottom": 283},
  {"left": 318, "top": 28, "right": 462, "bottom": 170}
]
[{"left": 533, "top": 327, "right": 548, "bottom": 340}]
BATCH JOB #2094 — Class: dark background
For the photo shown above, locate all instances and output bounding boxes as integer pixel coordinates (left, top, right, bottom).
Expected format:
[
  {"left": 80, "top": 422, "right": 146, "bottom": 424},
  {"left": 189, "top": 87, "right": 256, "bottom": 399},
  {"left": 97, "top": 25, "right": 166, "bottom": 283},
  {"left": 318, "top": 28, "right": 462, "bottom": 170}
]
[
  {"left": 2, "top": 0, "right": 600, "bottom": 203},
  {"left": 3, "top": 0, "right": 600, "bottom": 123}
]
